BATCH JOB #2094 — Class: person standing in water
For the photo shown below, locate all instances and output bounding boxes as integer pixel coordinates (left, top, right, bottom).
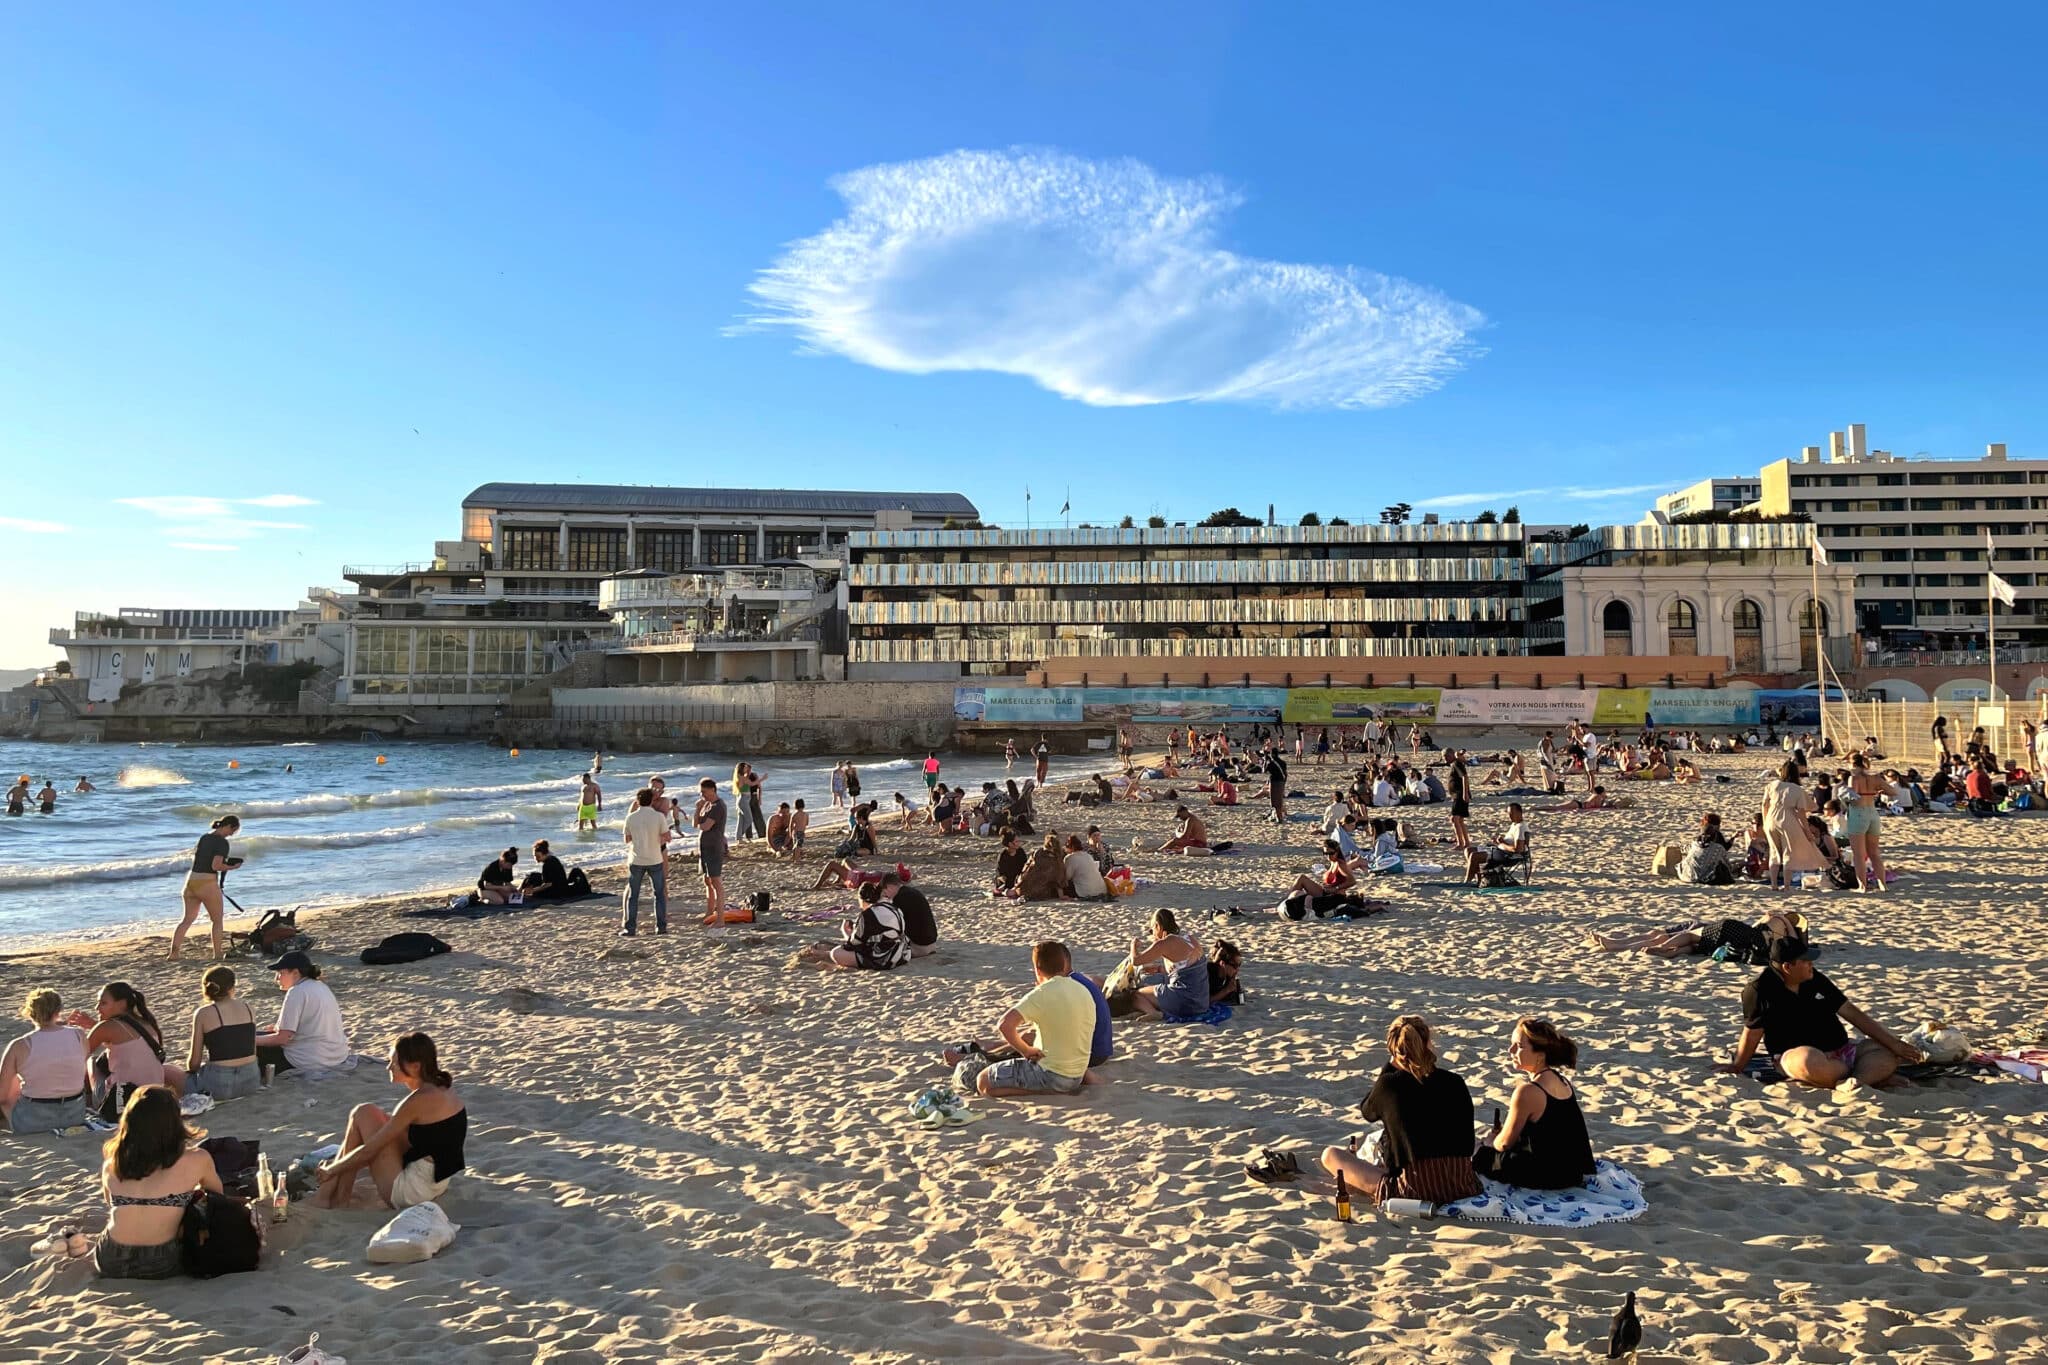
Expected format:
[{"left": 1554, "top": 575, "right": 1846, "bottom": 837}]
[
  {"left": 576, "top": 772, "right": 602, "bottom": 833},
  {"left": 591, "top": 750, "right": 604, "bottom": 776},
  {"left": 74, "top": 775, "right": 96, "bottom": 793},
  {"left": 5, "top": 778, "right": 27, "bottom": 817},
  {"left": 1034, "top": 738, "right": 1051, "bottom": 785},
  {"left": 1004, "top": 738, "right": 1017, "bottom": 772},
  {"left": 35, "top": 781, "right": 57, "bottom": 814},
  {"left": 830, "top": 761, "right": 847, "bottom": 810},
  {"left": 172, "top": 816, "right": 241, "bottom": 962}
]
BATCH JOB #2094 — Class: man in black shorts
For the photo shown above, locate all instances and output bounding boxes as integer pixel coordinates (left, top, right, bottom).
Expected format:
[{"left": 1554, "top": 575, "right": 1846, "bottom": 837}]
[{"left": 1716, "top": 937, "right": 1922, "bottom": 1089}]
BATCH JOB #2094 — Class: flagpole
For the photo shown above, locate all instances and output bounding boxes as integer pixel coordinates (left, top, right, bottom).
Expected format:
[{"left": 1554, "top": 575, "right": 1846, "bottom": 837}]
[
  {"left": 1987, "top": 529, "right": 1997, "bottom": 715},
  {"left": 1811, "top": 527, "right": 1826, "bottom": 745}
]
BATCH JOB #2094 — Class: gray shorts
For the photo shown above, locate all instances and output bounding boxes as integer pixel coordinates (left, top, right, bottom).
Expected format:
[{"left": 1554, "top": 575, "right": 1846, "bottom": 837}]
[
  {"left": 194, "top": 1061, "right": 261, "bottom": 1101},
  {"left": 8, "top": 1093, "right": 85, "bottom": 1133},
  {"left": 96, "top": 1235, "right": 186, "bottom": 1280},
  {"left": 699, "top": 842, "right": 726, "bottom": 878},
  {"left": 953, "top": 1054, "right": 1087, "bottom": 1096}
]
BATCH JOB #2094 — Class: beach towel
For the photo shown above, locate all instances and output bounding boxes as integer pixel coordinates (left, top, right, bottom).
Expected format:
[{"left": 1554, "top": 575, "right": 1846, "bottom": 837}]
[
  {"left": 1437, "top": 1159, "right": 1647, "bottom": 1226},
  {"left": 1743, "top": 1055, "right": 2006, "bottom": 1085},
  {"left": 1161, "top": 1004, "right": 1233, "bottom": 1027},
  {"left": 402, "top": 899, "right": 527, "bottom": 920}
]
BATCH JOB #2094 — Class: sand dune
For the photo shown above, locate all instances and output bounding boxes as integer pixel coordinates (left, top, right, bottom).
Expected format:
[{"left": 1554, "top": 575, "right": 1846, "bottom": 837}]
[{"left": 1, "top": 749, "right": 2043, "bottom": 1362}]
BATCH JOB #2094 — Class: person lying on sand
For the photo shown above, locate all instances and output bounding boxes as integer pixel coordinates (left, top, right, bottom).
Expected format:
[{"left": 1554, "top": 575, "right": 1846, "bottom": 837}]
[
  {"left": 1590, "top": 908, "right": 1805, "bottom": 959},
  {"left": 1462, "top": 805, "right": 1527, "bottom": 883},
  {"left": 1714, "top": 937, "right": 1923, "bottom": 1088},
  {"left": 1533, "top": 787, "right": 1607, "bottom": 814},
  {"left": 949, "top": 941, "right": 1103, "bottom": 1097},
  {"left": 796, "top": 882, "right": 911, "bottom": 971},
  {"left": 1284, "top": 841, "right": 1357, "bottom": 901},
  {"left": 1129, "top": 910, "right": 1209, "bottom": 1020}
]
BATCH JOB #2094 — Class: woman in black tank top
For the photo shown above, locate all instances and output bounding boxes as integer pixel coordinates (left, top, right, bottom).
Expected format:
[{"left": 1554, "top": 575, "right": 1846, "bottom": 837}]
[
  {"left": 1477, "top": 1017, "right": 1597, "bottom": 1190},
  {"left": 186, "top": 966, "right": 260, "bottom": 1100}
]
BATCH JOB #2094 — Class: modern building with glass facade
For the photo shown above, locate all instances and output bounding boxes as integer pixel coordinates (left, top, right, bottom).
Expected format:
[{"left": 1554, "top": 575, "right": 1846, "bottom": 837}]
[{"left": 846, "top": 523, "right": 1531, "bottom": 678}]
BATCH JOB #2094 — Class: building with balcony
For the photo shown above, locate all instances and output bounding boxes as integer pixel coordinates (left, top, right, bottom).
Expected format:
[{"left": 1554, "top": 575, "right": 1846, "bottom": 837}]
[
  {"left": 845, "top": 523, "right": 1532, "bottom": 680},
  {"left": 1545, "top": 524, "right": 1852, "bottom": 673},
  {"left": 1747, "top": 425, "right": 2048, "bottom": 647},
  {"left": 1652, "top": 477, "right": 1762, "bottom": 520},
  {"left": 50, "top": 606, "right": 346, "bottom": 702},
  {"left": 592, "top": 565, "right": 836, "bottom": 684}
]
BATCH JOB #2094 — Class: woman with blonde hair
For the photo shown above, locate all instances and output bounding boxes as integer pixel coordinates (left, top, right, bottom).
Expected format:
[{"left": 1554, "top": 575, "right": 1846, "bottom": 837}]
[
  {"left": 0, "top": 989, "right": 89, "bottom": 1133},
  {"left": 1322, "top": 1015, "right": 1481, "bottom": 1205},
  {"left": 1475, "top": 1018, "right": 1596, "bottom": 1189}
]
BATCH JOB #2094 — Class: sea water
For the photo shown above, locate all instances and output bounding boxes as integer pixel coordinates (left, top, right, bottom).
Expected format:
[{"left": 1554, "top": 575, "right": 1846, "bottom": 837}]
[{"left": 0, "top": 739, "right": 1055, "bottom": 945}]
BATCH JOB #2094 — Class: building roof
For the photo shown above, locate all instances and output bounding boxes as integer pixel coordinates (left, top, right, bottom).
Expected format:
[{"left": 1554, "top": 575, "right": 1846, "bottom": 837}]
[{"left": 465, "top": 482, "right": 979, "bottom": 519}]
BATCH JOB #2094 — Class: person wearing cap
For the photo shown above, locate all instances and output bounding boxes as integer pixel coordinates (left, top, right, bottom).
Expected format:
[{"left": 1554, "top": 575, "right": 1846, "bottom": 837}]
[
  {"left": 1715, "top": 937, "right": 1922, "bottom": 1089},
  {"left": 255, "top": 951, "right": 351, "bottom": 1076}
]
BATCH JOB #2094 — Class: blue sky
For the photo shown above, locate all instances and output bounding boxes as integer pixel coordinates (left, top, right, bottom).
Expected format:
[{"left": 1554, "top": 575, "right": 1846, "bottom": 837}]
[{"left": 4, "top": 4, "right": 2045, "bottom": 664}]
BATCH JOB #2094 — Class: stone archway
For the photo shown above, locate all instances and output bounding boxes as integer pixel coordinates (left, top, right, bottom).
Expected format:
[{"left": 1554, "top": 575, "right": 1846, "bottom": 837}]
[{"left": 1602, "top": 600, "right": 1633, "bottom": 657}]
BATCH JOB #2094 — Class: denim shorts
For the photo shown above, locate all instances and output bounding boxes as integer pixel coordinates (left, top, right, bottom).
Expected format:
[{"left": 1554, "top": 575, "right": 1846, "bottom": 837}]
[
  {"left": 194, "top": 1061, "right": 261, "bottom": 1101},
  {"left": 8, "top": 1093, "right": 85, "bottom": 1133}
]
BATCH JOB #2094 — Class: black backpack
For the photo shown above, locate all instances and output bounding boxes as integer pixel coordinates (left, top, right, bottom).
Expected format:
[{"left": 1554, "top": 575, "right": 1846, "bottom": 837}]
[
  {"left": 181, "top": 1192, "right": 263, "bottom": 1277},
  {"left": 360, "top": 932, "right": 453, "bottom": 965}
]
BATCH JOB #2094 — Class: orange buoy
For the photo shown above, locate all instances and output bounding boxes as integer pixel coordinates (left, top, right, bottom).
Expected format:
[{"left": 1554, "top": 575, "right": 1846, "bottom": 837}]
[
  {"left": 509, "top": 748, "right": 521, "bottom": 758},
  {"left": 376, "top": 754, "right": 387, "bottom": 765},
  {"left": 227, "top": 760, "right": 240, "bottom": 769}
]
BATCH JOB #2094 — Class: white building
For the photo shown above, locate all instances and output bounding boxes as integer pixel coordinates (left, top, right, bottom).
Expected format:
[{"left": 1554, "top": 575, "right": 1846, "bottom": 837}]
[
  {"left": 1652, "top": 477, "right": 1762, "bottom": 520},
  {"left": 49, "top": 606, "right": 344, "bottom": 702}
]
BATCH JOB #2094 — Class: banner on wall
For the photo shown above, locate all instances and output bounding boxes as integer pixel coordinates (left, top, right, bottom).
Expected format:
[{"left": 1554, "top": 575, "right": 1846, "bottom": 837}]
[
  {"left": 977, "top": 686, "right": 1083, "bottom": 724},
  {"left": 1754, "top": 689, "right": 1820, "bottom": 726},
  {"left": 1643, "top": 688, "right": 1761, "bottom": 727},
  {"left": 1590, "top": 688, "right": 1649, "bottom": 727},
  {"left": 953, "top": 687, "right": 986, "bottom": 722},
  {"left": 1435, "top": 688, "right": 1597, "bottom": 726},
  {"left": 1281, "top": 687, "right": 1441, "bottom": 724},
  {"left": 1080, "top": 687, "right": 1286, "bottom": 724}
]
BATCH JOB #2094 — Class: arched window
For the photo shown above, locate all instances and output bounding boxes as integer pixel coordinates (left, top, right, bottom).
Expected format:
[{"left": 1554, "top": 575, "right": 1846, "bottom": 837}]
[
  {"left": 1666, "top": 599, "right": 1698, "bottom": 656},
  {"left": 1733, "top": 599, "right": 1762, "bottom": 632},
  {"left": 1799, "top": 599, "right": 1829, "bottom": 671},
  {"left": 1601, "top": 600, "right": 1633, "bottom": 656},
  {"left": 1731, "top": 598, "right": 1763, "bottom": 672}
]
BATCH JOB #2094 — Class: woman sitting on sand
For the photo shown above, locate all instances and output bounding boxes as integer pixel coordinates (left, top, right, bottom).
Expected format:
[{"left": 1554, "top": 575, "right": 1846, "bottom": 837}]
[
  {"left": 71, "top": 982, "right": 182, "bottom": 1114},
  {"left": 1207, "top": 939, "right": 1245, "bottom": 1007},
  {"left": 1130, "top": 909, "right": 1210, "bottom": 1020},
  {"left": 313, "top": 1032, "right": 466, "bottom": 1210},
  {"left": 1474, "top": 1018, "right": 1596, "bottom": 1189},
  {"left": 1, "top": 989, "right": 89, "bottom": 1134},
  {"left": 1016, "top": 834, "right": 1070, "bottom": 901},
  {"left": 96, "top": 1086, "right": 221, "bottom": 1279},
  {"left": 184, "top": 966, "right": 259, "bottom": 1101},
  {"left": 1322, "top": 1015, "right": 1482, "bottom": 1206},
  {"left": 1672, "top": 756, "right": 1702, "bottom": 783},
  {"left": 1283, "top": 840, "right": 1357, "bottom": 900},
  {"left": 476, "top": 846, "right": 520, "bottom": 905},
  {"left": 520, "top": 839, "right": 591, "bottom": 900}
]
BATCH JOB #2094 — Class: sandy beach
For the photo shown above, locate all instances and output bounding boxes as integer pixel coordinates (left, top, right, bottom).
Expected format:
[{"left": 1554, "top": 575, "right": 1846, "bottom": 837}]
[{"left": 2, "top": 746, "right": 2044, "bottom": 1363}]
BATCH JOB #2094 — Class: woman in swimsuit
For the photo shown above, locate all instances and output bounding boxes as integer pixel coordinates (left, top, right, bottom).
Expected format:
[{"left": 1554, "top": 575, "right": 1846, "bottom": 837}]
[
  {"left": 1130, "top": 909, "right": 1210, "bottom": 1020},
  {"left": 97, "top": 1085, "right": 221, "bottom": 1279},
  {"left": 314, "top": 1032, "right": 468, "bottom": 1210},
  {"left": 1475, "top": 1018, "right": 1597, "bottom": 1189},
  {"left": 184, "top": 966, "right": 260, "bottom": 1101}
]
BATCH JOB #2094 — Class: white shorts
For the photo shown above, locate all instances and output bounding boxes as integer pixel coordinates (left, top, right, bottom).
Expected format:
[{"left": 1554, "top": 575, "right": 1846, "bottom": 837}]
[{"left": 391, "top": 1158, "right": 451, "bottom": 1209}]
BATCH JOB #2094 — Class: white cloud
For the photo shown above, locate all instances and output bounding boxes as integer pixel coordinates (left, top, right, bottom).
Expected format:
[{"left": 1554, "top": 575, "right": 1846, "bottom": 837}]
[
  {"left": 118, "top": 494, "right": 317, "bottom": 547},
  {"left": 0, "top": 515, "right": 68, "bottom": 533},
  {"left": 737, "top": 148, "right": 1484, "bottom": 411},
  {"left": 1413, "top": 482, "right": 1672, "bottom": 509}
]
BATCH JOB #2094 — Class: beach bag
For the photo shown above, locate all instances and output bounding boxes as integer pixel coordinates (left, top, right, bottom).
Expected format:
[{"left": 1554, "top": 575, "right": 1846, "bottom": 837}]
[
  {"left": 360, "top": 932, "right": 452, "bottom": 966},
  {"left": 749, "top": 890, "right": 772, "bottom": 917},
  {"left": 1395, "top": 820, "right": 1420, "bottom": 849},
  {"left": 1105, "top": 866, "right": 1135, "bottom": 896},
  {"left": 1104, "top": 959, "right": 1142, "bottom": 1017},
  {"left": 1904, "top": 1023, "right": 1971, "bottom": 1064},
  {"left": 366, "top": 1200, "right": 460, "bottom": 1265},
  {"left": 181, "top": 1192, "right": 263, "bottom": 1278},
  {"left": 1824, "top": 859, "right": 1858, "bottom": 890},
  {"left": 1650, "top": 844, "right": 1684, "bottom": 879}
]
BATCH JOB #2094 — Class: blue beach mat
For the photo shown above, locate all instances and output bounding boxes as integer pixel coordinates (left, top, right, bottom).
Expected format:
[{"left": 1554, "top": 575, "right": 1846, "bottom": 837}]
[
  {"left": 1161, "top": 1004, "right": 1233, "bottom": 1027},
  {"left": 1437, "top": 1159, "right": 1647, "bottom": 1226}
]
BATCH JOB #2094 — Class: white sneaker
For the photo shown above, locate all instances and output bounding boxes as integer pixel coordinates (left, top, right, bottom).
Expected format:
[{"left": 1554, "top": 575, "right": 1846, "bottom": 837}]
[{"left": 280, "top": 1332, "right": 347, "bottom": 1365}]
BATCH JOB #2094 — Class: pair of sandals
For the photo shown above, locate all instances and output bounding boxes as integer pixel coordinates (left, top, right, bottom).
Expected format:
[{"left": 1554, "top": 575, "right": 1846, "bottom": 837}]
[{"left": 1244, "top": 1149, "right": 1303, "bottom": 1185}]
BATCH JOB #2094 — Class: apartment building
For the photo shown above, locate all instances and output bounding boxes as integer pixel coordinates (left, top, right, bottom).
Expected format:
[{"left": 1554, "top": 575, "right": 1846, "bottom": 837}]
[
  {"left": 845, "top": 522, "right": 1531, "bottom": 679},
  {"left": 1653, "top": 477, "right": 1762, "bottom": 520},
  {"left": 1753, "top": 426, "right": 2048, "bottom": 647}
]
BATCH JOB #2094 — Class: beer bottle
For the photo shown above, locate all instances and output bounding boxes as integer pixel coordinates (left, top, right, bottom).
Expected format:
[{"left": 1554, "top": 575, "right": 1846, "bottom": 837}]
[{"left": 1334, "top": 1170, "right": 1353, "bottom": 1223}]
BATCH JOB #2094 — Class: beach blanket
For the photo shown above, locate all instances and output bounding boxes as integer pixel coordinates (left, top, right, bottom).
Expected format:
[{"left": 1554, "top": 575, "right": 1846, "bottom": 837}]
[
  {"left": 1161, "top": 1004, "right": 1233, "bottom": 1027},
  {"left": 1742, "top": 1055, "right": 2005, "bottom": 1085},
  {"left": 1437, "top": 1159, "right": 1646, "bottom": 1226}
]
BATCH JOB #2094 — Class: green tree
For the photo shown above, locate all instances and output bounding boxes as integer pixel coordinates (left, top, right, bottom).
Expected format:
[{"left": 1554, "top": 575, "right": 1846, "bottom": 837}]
[
  {"left": 1328, "top": 516, "right": 1350, "bottom": 526},
  {"left": 1146, "top": 515, "right": 1167, "bottom": 529},
  {"left": 1474, "top": 509, "right": 1498, "bottom": 524},
  {"left": 1298, "top": 511, "right": 1322, "bottom": 527},
  {"left": 1198, "top": 507, "right": 1263, "bottom": 527},
  {"left": 1118, "top": 515, "right": 1135, "bottom": 529},
  {"left": 1501, "top": 506, "right": 1520, "bottom": 524},
  {"left": 1567, "top": 523, "right": 1591, "bottom": 538}
]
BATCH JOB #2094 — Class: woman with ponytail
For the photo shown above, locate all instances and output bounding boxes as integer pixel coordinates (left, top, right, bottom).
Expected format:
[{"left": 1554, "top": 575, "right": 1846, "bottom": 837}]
[
  {"left": 1322, "top": 1014, "right": 1481, "bottom": 1206},
  {"left": 1475, "top": 1017, "right": 1597, "bottom": 1189},
  {"left": 312, "top": 1031, "right": 466, "bottom": 1209},
  {"left": 68, "top": 981, "right": 183, "bottom": 1114},
  {"left": 173, "top": 814, "right": 242, "bottom": 961}
]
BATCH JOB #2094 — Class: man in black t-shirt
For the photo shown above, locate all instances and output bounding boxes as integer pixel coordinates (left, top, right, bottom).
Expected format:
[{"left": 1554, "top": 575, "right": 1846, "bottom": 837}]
[
  {"left": 879, "top": 871, "right": 936, "bottom": 958},
  {"left": 1717, "top": 938, "right": 1921, "bottom": 1088}
]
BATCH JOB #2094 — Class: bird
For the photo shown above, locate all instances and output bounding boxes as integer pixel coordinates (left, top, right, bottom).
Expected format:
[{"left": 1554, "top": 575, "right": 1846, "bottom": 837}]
[{"left": 1607, "top": 1290, "right": 1642, "bottom": 1361}]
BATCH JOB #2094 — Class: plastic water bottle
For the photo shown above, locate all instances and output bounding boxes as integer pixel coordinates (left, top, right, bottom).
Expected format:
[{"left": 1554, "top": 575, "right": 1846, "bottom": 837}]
[
  {"left": 1711, "top": 944, "right": 1732, "bottom": 963},
  {"left": 1384, "top": 1198, "right": 1437, "bottom": 1220}
]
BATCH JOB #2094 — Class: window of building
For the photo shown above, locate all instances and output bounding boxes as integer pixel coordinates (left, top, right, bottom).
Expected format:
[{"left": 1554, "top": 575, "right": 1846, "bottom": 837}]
[
  {"left": 501, "top": 527, "right": 557, "bottom": 571},
  {"left": 1666, "top": 599, "right": 1697, "bottom": 656},
  {"left": 1600, "top": 600, "right": 1632, "bottom": 656},
  {"left": 765, "top": 529, "right": 814, "bottom": 560},
  {"left": 702, "top": 530, "right": 751, "bottom": 565},
  {"left": 636, "top": 531, "right": 691, "bottom": 573},
  {"left": 462, "top": 507, "right": 493, "bottom": 544},
  {"left": 416, "top": 627, "right": 469, "bottom": 675},
  {"left": 565, "top": 529, "right": 626, "bottom": 573}
]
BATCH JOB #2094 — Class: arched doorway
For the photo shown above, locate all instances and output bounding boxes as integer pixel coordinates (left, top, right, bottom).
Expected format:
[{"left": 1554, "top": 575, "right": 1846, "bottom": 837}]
[
  {"left": 1799, "top": 600, "right": 1829, "bottom": 672},
  {"left": 1732, "top": 599, "right": 1763, "bottom": 673},
  {"left": 1666, "top": 599, "right": 1698, "bottom": 656},
  {"left": 1602, "top": 600, "right": 1633, "bottom": 657}
]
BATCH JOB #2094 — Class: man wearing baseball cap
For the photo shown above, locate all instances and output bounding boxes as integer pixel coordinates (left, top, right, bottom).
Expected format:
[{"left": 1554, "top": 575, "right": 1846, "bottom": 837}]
[
  {"left": 255, "top": 950, "right": 352, "bottom": 1075},
  {"left": 1716, "top": 936, "right": 1921, "bottom": 1089}
]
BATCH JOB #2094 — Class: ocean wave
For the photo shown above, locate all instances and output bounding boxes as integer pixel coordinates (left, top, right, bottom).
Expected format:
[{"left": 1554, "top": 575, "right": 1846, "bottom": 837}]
[
  {"left": 118, "top": 765, "right": 191, "bottom": 789},
  {"left": 176, "top": 775, "right": 579, "bottom": 821}
]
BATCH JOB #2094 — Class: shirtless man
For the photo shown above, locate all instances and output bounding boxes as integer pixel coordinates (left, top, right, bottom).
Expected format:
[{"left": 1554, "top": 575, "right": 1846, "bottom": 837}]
[
  {"left": 576, "top": 772, "right": 602, "bottom": 832},
  {"left": 1156, "top": 806, "right": 1213, "bottom": 856}
]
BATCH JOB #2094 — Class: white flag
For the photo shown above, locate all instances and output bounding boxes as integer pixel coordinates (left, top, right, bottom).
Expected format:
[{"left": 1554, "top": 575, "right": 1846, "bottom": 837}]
[
  {"left": 1990, "top": 571, "right": 2017, "bottom": 608},
  {"left": 1810, "top": 536, "right": 1828, "bottom": 566}
]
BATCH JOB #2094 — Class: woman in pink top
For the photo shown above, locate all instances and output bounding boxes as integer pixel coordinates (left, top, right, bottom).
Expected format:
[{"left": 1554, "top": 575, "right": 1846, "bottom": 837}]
[
  {"left": 1, "top": 989, "right": 91, "bottom": 1133},
  {"left": 68, "top": 982, "right": 183, "bottom": 1116}
]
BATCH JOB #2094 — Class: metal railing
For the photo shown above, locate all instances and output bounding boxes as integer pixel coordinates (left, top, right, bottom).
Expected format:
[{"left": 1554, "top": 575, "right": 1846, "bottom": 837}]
[{"left": 611, "top": 626, "right": 821, "bottom": 651}]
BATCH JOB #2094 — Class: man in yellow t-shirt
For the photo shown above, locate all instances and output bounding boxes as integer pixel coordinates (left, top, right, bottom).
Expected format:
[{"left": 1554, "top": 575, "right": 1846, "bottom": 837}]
[{"left": 952, "top": 941, "right": 1096, "bottom": 1097}]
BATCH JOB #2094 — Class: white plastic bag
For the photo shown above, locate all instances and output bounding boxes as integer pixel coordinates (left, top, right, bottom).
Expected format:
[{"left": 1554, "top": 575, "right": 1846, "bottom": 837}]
[
  {"left": 365, "top": 1200, "right": 459, "bottom": 1264},
  {"left": 1904, "top": 1024, "right": 1971, "bottom": 1064}
]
